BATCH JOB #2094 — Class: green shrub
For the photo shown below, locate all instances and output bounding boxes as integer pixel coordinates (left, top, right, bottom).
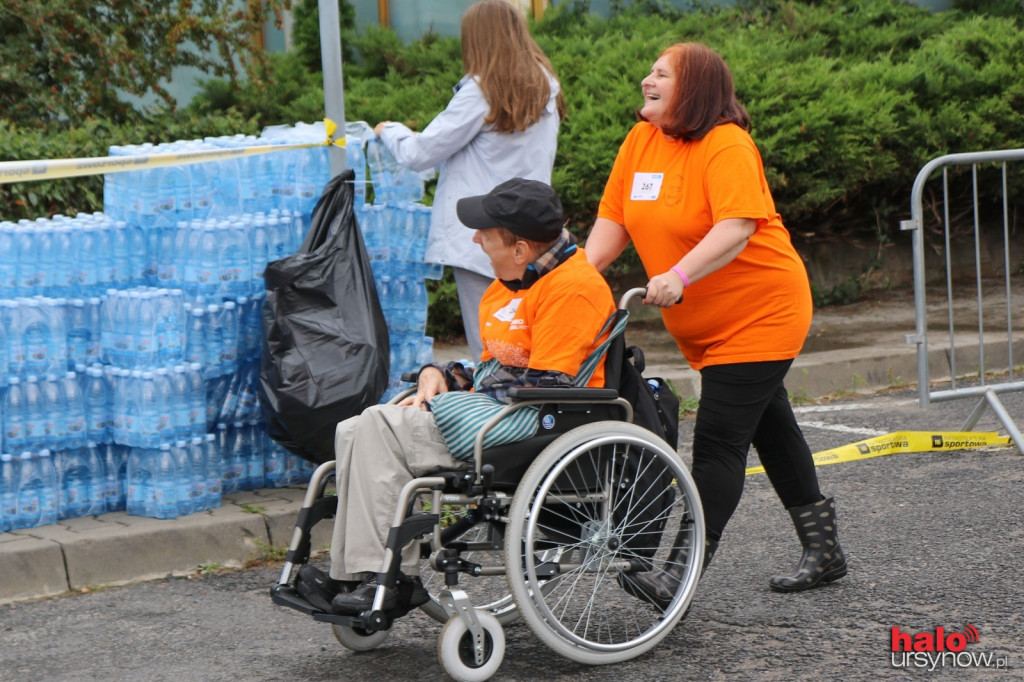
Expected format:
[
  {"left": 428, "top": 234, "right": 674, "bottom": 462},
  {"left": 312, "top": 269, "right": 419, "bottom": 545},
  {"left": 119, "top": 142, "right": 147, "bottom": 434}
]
[{"left": 5, "top": 0, "right": 1024, "bottom": 317}]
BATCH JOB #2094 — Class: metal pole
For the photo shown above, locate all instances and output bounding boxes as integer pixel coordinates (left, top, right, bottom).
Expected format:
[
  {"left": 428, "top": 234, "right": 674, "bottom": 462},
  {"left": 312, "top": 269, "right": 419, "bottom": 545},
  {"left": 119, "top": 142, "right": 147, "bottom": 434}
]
[{"left": 319, "top": 0, "right": 347, "bottom": 178}]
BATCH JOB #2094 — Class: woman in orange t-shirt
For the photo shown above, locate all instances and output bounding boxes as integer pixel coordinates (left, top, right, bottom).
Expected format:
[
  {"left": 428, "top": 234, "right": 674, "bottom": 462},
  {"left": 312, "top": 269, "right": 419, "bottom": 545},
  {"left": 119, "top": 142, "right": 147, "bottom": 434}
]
[{"left": 586, "top": 43, "right": 847, "bottom": 604}]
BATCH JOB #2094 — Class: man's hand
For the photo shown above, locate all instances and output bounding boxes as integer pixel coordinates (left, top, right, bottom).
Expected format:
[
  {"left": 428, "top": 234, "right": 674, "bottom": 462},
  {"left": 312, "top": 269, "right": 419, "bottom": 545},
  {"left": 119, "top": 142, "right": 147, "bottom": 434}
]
[{"left": 397, "top": 365, "right": 447, "bottom": 410}]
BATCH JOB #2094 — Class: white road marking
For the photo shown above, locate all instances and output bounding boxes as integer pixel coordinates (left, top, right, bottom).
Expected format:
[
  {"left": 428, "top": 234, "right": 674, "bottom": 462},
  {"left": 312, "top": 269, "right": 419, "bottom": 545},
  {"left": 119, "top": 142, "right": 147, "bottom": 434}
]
[
  {"left": 797, "top": 421, "right": 886, "bottom": 437},
  {"left": 793, "top": 399, "right": 917, "bottom": 413}
]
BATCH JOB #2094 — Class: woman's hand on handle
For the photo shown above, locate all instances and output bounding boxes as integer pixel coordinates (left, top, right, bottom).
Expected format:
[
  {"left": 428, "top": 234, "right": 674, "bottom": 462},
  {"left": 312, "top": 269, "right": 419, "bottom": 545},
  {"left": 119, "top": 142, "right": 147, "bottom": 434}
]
[{"left": 643, "top": 272, "right": 684, "bottom": 307}]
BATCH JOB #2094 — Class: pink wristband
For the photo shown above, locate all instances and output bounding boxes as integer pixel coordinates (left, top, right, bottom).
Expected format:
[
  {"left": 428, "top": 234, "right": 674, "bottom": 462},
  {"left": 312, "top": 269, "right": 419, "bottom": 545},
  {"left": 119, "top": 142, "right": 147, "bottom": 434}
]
[{"left": 670, "top": 265, "right": 690, "bottom": 288}]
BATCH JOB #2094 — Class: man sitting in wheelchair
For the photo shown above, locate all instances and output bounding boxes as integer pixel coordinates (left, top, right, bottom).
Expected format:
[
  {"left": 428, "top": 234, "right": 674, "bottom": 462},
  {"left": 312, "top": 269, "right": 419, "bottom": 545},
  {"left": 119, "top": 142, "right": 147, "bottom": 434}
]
[{"left": 299, "top": 178, "right": 618, "bottom": 615}]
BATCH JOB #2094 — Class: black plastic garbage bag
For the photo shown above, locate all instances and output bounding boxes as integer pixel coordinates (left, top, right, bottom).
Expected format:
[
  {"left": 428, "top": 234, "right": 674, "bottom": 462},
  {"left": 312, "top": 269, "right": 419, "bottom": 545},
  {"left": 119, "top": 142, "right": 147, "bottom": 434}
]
[{"left": 258, "top": 169, "right": 389, "bottom": 464}]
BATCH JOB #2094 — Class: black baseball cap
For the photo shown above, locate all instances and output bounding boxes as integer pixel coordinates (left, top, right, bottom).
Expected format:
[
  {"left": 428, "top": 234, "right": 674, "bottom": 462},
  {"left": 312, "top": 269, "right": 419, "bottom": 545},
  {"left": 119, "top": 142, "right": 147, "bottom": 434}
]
[{"left": 456, "top": 178, "right": 563, "bottom": 242}]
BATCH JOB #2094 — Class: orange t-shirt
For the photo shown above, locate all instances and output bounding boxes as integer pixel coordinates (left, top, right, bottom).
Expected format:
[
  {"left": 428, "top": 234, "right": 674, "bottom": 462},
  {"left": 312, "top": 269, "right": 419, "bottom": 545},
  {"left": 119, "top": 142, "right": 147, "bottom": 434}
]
[
  {"left": 478, "top": 248, "right": 615, "bottom": 387},
  {"left": 597, "top": 122, "right": 811, "bottom": 370}
]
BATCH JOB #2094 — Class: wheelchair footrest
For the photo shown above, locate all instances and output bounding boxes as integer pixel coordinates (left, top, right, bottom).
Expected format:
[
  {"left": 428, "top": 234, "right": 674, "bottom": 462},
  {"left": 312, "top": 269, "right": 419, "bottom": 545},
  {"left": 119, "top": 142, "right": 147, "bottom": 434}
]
[
  {"left": 312, "top": 610, "right": 396, "bottom": 631},
  {"left": 270, "top": 584, "right": 322, "bottom": 616}
]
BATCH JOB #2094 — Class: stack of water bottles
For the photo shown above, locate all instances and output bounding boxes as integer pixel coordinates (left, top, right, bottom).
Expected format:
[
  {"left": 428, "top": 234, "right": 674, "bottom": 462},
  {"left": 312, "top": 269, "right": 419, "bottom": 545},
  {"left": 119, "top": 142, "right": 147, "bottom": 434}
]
[
  {"left": 0, "top": 124, "right": 346, "bottom": 531},
  {"left": 360, "top": 139, "right": 443, "bottom": 401},
  {"left": 0, "top": 121, "right": 442, "bottom": 532}
]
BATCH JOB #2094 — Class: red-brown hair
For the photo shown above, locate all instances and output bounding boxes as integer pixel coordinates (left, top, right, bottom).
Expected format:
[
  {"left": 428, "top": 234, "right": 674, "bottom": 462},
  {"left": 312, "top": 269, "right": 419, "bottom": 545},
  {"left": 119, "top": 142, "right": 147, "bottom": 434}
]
[{"left": 638, "top": 43, "right": 750, "bottom": 141}]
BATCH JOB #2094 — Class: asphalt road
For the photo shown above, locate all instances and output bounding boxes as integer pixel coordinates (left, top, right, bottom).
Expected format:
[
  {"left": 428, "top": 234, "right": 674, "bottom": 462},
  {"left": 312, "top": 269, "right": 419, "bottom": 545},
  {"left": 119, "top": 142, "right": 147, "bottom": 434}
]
[{"left": 2, "top": 388, "right": 1021, "bottom": 681}]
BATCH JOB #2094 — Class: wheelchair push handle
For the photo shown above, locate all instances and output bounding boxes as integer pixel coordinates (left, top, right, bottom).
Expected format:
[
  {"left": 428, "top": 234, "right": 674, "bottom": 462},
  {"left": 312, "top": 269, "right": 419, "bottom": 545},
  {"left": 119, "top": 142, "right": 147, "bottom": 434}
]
[{"left": 618, "top": 286, "right": 682, "bottom": 310}]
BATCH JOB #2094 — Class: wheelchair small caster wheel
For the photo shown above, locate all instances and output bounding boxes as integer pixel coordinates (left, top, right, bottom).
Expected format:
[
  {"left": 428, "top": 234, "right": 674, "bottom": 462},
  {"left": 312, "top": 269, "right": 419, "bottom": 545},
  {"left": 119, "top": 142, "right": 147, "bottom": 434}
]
[
  {"left": 437, "top": 611, "right": 505, "bottom": 681},
  {"left": 332, "top": 623, "right": 389, "bottom": 652}
]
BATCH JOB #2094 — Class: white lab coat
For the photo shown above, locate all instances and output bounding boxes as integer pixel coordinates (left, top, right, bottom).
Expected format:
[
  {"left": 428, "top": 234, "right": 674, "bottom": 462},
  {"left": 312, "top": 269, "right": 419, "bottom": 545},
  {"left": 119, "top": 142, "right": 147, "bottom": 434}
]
[{"left": 378, "top": 73, "right": 561, "bottom": 278}]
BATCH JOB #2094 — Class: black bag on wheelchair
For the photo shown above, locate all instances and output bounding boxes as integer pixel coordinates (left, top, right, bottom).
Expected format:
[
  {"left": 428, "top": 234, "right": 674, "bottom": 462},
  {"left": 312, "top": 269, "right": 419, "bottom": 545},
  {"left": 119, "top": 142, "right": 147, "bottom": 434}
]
[
  {"left": 610, "top": 339, "right": 681, "bottom": 561},
  {"left": 258, "top": 169, "right": 390, "bottom": 465},
  {"left": 619, "top": 344, "right": 679, "bottom": 449}
]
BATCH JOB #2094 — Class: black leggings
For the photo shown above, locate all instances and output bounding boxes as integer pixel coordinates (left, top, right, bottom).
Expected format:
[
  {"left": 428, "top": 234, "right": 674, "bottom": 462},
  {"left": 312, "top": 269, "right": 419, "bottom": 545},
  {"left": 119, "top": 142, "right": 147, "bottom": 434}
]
[{"left": 691, "top": 359, "right": 822, "bottom": 542}]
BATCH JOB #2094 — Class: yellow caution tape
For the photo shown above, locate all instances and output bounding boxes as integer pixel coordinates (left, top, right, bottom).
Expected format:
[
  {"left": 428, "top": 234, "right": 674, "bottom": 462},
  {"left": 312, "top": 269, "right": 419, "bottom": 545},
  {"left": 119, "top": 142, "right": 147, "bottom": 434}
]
[
  {"left": 745, "top": 431, "right": 1011, "bottom": 476},
  {"left": 0, "top": 118, "right": 346, "bottom": 184}
]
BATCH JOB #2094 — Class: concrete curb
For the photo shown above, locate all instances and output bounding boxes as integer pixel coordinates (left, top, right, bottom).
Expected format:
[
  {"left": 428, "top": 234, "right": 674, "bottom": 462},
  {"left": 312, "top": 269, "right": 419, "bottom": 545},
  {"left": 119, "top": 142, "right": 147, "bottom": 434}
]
[{"left": 0, "top": 488, "right": 332, "bottom": 605}]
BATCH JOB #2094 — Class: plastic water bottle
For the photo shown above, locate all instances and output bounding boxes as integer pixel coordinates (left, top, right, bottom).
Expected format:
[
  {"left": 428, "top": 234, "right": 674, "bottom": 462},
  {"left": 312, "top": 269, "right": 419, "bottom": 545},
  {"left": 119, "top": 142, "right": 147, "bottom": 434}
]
[
  {"left": 39, "top": 374, "right": 67, "bottom": 451},
  {"left": 245, "top": 294, "right": 264, "bottom": 362},
  {"left": 138, "top": 371, "right": 160, "bottom": 448},
  {"left": 221, "top": 423, "right": 243, "bottom": 494},
  {"left": 219, "top": 301, "right": 238, "bottom": 375},
  {"left": 83, "top": 366, "right": 112, "bottom": 444},
  {"left": 410, "top": 278, "right": 429, "bottom": 334},
  {"left": 93, "top": 221, "right": 115, "bottom": 293},
  {"left": 153, "top": 369, "right": 176, "bottom": 445},
  {"left": 249, "top": 218, "right": 269, "bottom": 295},
  {"left": 169, "top": 441, "right": 195, "bottom": 516},
  {"left": 23, "top": 375, "right": 47, "bottom": 450},
  {"left": 66, "top": 299, "right": 90, "bottom": 369},
  {"left": 126, "top": 223, "right": 148, "bottom": 286},
  {"left": 136, "top": 291, "right": 157, "bottom": 367},
  {"left": 376, "top": 275, "right": 392, "bottom": 319},
  {"left": 14, "top": 452, "right": 39, "bottom": 530},
  {"left": 17, "top": 450, "right": 58, "bottom": 529},
  {"left": 52, "top": 224, "right": 78, "bottom": 297},
  {"left": 59, "top": 446, "right": 100, "bottom": 520},
  {"left": 185, "top": 307, "right": 206, "bottom": 368},
  {"left": 233, "top": 362, "right": 260, "bottom": 423},
  {"left": 14, "top": 224, "right": 38, "bottom": 296},
  {"left": 4, "top": 377, "right": 28, "bottom": 453},
  {"left": 152, "top": 443, "right": 178, "bottom": 519},
  {"left": 193, "top": 221, "right": 221, "bottom": 299},
  {"left": 0, "top": 223, "right": 17, "bottom": 298},
  {"left": 185, "top": 438, "right": 209, "bottom": 511},
  {"left": 168, "top": 366, "right": 190, "bottom": 441},
  {"left": 127, "top": 447, "right": 156, "bottom": 517},
  {"left": 60, "top": 371, "right": 88, "bottom": 450},
  {"left": 76, "top": 225, "right": 99, "bottom": 295},
  {"left": 266, "top": 214, "right": 290, "bottom": 261},
  {"left": 98, "top": 442, "right": 124, "bottom": 512},
  {"left": 185, "top": 362, "right": 206, "bottom": 437},
  {"left": 21, "top": 301, "right": 52, "bottom": 375},
  {"left": 242, "top": 420, "right": 264, "bottom": 491},
  {"left": 263, "top": 430, "right": 286, "bottom": 489},
  {"left": 1, "top": 453, "right": 19, "bottom": 532},
  {"left": 205, "top": 304, "right": 224, "bottom": 374},
  {"left": 391, "top": 276, "right": 411, "bottom": 332},
  {"left": 203, "top": 433, "right": 222, "bottom": 508},
  {"left": 110, "top": 221, "right": 132, "bottom": 288}
]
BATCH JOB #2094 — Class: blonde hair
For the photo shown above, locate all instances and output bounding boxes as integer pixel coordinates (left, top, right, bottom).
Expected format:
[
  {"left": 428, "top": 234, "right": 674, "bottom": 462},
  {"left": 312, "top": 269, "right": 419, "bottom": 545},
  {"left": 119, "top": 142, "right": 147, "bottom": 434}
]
[{"left": 460, "top": 0, "right": 567, "bottom": 133}]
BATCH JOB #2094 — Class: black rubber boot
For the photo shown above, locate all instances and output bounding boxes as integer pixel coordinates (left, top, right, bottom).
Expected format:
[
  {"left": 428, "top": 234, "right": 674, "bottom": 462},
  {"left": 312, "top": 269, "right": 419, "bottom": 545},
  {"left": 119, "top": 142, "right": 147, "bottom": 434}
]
[
  {"left": 769, "top": 496, "right": 847, "bottom": 592},
  {"left": 617, "top": 535, "right": 718, "bottom": 610}
]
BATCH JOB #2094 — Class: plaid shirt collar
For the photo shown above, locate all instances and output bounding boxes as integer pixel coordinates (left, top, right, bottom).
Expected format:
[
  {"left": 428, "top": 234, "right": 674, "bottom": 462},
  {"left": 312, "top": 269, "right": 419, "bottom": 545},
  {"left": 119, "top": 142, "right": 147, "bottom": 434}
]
[{"left": 499, "top": 228, "right": 578, "bottom": 292}]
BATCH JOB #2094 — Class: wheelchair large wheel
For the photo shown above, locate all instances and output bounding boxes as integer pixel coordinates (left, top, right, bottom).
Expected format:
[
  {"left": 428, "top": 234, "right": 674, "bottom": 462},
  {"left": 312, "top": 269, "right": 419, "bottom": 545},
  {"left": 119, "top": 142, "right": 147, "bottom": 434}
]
[
  {"left": 505, "top": 421, "right": 704, "bottom": 665},
  {"left": 418, "top": 503, "right": 520, "bottom": 625}
]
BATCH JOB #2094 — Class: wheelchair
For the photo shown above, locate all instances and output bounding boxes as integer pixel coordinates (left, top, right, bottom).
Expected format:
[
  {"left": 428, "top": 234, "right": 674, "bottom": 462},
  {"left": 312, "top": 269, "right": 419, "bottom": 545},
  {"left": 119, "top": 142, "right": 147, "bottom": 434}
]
[{"left": 270, "top": 288, "right": 706, "bottom": 681}]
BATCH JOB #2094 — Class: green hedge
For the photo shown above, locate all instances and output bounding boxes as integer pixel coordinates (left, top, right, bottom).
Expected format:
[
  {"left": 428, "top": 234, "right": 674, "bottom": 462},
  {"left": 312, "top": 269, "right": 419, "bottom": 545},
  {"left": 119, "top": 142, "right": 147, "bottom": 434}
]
[{"left": 3, "top": 0, "right": 1023, "bottom": 324}]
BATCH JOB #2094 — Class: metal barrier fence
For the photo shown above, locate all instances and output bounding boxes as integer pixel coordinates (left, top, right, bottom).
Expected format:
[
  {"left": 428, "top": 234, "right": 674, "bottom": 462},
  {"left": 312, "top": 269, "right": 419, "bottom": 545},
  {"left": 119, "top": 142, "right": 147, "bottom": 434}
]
[{"left": 903, "top": 148, "right": 1024, "bottom": 453}]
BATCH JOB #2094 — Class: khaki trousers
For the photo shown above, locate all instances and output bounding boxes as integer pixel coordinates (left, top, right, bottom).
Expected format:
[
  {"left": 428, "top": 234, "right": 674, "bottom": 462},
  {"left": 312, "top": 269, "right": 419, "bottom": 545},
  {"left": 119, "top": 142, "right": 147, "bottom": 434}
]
[{"left": 328, "top": 404, "right": 467, "bottom": 580}]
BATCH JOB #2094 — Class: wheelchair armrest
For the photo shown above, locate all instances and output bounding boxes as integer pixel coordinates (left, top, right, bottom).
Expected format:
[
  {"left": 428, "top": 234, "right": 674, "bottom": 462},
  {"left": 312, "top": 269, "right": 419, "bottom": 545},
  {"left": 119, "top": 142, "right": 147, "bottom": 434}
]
[
  {"left": 505, "top": 386, "right": 621, "bottom": 402},
  {"left": 400, "top": 370, "right": 419, "bottom": 383}
]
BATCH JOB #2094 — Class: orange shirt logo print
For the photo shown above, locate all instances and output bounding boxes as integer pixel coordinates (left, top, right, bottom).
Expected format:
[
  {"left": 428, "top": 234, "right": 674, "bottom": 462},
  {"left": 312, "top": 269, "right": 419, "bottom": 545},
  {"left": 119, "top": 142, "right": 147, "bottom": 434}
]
[
  {"left": 509, "top": 318, "right": 527, "bottom": 331},
  {"left": 663, "top": 174, "right": 686, "bottom": 207}
]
